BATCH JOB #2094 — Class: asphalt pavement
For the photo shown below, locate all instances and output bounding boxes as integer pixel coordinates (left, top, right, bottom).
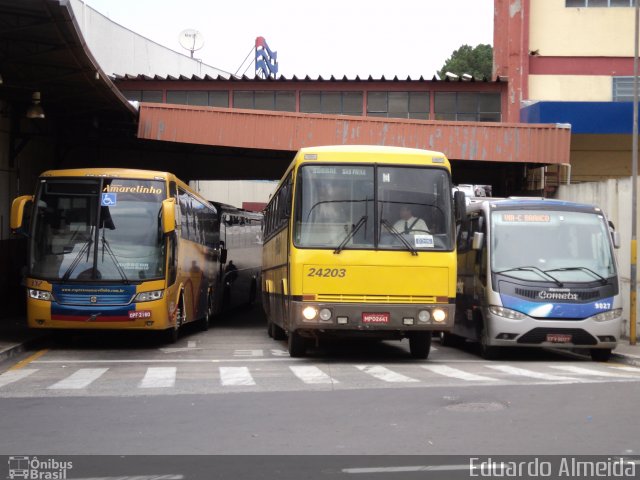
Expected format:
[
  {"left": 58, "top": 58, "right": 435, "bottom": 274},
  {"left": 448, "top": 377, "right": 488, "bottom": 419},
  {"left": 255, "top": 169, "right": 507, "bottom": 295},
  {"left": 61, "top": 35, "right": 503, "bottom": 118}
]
[{"left": 2, "top": 314, "right": 639, "bottom": 366}]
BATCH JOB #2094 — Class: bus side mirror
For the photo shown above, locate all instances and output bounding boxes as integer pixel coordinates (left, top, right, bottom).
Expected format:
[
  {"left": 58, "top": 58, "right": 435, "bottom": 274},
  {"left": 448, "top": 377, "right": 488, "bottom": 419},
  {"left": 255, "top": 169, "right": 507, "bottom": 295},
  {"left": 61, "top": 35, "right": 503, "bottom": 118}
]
[
  {"left": 10, "top": 195, "right": 33, "bottom": 235},
  {"left": 472, "top": 231, "right": 484, "bottom": 250},
  {"left": 162, "top": 198, "right": 176, "bottom": 234},
  {"left": 612, "top": 231, "right": 620, "bottom": 249},
  {"left": 454, "top": 190, "right": 466, "bottom": 223}
]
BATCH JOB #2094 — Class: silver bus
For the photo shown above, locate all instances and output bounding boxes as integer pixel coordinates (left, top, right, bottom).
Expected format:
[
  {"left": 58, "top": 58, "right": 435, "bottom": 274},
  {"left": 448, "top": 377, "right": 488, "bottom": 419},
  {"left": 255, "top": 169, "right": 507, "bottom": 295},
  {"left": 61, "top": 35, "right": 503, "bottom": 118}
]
[{"left": 447, "top": 197, "right": 622, "bottom": 361}]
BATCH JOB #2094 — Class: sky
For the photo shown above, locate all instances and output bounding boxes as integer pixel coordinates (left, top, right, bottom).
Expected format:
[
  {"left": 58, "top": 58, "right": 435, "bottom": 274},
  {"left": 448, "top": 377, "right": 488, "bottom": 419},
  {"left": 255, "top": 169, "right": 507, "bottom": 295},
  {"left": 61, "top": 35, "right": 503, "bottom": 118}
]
[{"left": 83, "top": 0, "right": 494, "bottom": 79}]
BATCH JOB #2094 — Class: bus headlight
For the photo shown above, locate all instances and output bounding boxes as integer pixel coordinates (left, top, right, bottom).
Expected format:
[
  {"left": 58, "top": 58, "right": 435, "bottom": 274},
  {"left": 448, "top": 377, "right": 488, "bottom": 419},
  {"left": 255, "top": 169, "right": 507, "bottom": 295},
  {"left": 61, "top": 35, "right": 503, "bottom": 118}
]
[
  {"left": 418, "top": 310, "right": 431, "bottom": 323},
  {"left": 302, "top": 306, "right": 318, "bottom": 321},
  {"left": 135, "top": 290, "right": 163, "bottom": 302},
  {"left": 432, "top": 309, "right": 447, "bottom": 323},
  {"left": 28, "top": 289, "right": 51, "bottom": 301},
  {"left": 489, "top": 305, "right": 526, "bottom": 320},
  {"left": 319, "top": 308, "right": 332, "bottom": 321},
  {"left": 593, "top": 308, "right": 622, "bottom": 322}
]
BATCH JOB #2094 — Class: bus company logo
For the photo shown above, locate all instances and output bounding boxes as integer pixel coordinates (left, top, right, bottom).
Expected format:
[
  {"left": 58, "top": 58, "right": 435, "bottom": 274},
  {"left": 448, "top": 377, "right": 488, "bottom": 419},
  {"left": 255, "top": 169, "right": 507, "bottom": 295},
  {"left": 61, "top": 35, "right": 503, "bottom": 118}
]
[
  {"left": 90, "top": 296, "right": 97, "bottom": 303},
  {"left": 103, "top": 184, "right": 162, "bottom": 195},
  {"left": 538, "top": 289, "right": 579, "bottom": 301},
  {"left": 7, "top": 456, "right": 73, "bottom": 479}
]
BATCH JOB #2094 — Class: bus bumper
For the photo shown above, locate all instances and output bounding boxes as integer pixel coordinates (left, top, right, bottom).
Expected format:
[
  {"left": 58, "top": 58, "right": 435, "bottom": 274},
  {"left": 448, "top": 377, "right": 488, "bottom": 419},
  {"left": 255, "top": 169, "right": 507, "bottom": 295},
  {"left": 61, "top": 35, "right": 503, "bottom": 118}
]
[
  {"left": 289, "top": 300, "right": 454, "bottom": 333},
  {"left": 484, "top": 311, "right": 622, "bottom": 349}
]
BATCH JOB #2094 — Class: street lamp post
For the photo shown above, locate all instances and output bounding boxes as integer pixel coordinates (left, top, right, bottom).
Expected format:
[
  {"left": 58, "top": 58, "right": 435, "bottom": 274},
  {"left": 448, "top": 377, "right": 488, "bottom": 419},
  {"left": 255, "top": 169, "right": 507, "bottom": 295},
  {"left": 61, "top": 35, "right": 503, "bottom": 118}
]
[{"left": 632, "top": 0, "right": 639, "bottom": 345}]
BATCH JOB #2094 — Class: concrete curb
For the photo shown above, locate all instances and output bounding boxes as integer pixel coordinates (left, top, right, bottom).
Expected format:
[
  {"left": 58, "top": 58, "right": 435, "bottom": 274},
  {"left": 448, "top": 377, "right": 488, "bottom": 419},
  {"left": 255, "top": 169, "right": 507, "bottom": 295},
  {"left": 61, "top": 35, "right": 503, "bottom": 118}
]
[
  {"left": 612, "top": 352, "right": 640, "bottom": 368},
  {"left": 0, "top": 335, "right": 49, "bottom": 364}
]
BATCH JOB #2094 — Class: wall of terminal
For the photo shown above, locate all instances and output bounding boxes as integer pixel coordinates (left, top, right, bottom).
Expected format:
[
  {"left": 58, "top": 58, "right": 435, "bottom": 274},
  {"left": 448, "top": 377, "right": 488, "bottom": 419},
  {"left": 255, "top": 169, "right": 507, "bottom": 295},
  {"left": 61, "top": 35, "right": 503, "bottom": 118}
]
[
  {"left": 69, "top": 0, "right": 230, "bottom": 78},
  {"left": 118, "top": 81, "right": 506, "bottom": 123},
  {"left": 528, "top": 75, "right": 613, "bottom": 101},
  {"left": 191, "top": 180, "right": 278, "bottom": 209},
  {"left": 530, "top": 0, "right": 637, "bottom": 57}
]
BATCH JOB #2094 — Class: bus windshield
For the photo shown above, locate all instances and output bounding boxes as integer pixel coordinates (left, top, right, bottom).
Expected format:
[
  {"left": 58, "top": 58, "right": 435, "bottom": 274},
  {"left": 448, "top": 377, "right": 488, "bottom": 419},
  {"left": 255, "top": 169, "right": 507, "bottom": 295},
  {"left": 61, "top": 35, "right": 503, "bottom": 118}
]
[
  {"left": 30, "top": 178, "right": 166, "bottom": 282},
  {"left": 294, "top": 164, "right": 453, "bottom": 251},
  {"left": 491, "top": 209, "right": 616, "bottom": 283}
]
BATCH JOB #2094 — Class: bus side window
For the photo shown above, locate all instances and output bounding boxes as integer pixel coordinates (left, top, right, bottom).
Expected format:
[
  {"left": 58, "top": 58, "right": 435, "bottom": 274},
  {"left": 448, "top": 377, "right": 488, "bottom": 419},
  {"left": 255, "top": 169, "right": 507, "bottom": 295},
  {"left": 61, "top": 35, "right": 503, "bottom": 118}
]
[{"left": 476, "top": 214, "right": 487, "bottom": 284}]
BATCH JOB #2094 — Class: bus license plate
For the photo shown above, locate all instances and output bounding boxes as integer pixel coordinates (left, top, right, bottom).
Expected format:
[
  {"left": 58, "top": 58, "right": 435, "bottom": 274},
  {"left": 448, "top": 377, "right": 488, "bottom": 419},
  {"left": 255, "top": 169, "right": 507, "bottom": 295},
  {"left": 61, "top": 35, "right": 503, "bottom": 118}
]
[
  {"left": 546, "top": 333, "right": 572, "bottom": 343},
  {"left": 362, "top": 312, "right": 389, "bottom": 324}
]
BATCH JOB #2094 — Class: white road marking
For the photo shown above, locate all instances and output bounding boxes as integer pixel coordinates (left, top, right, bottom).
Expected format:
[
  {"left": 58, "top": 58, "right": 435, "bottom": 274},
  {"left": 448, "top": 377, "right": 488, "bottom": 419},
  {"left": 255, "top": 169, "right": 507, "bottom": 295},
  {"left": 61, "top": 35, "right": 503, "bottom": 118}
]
[
  {"left": 233, "top": 349, "right": 264, "bottom": 357},
  {"left": 422, "top": 364, "right": 498, "bottom": 382},
  {"left": 219, "top": 366, "right": 256, "bottom": 386},
  {"left": 48, "top": 368, "right": 109, "bottom": 389},
  {"left": 70, "top": 476, "right": 184, "bottom": 480},
  {"left": 139, "top": 367, "right": 177, "bottom": 388},
  {"left": 270, "top": 349, "right": 290, "bottom": 357},
  {"left": 356, "top": 365, "right": 419, "bottom": 383},
  {"left": 609, "top": 365, "right": 640, "bottom": 373},
  {"left": 486, "top": 365, "right": 578, "bottom": 382},
  {"left": 187, "top": 341, "right": 197, "bottom": 348},
  {"left": 550, "top": 365, "right": 633, "bottom": 378},
  {"left": 34, "top": 357, "right": 298, "bottom": 364},
  {"left": 0, "top": 369, "right": 38, "bottom": 388},
  {"left": 289, "top": 365, "right": 338, "bottom": 384},
  {"left": 342, "top": 464, "right": 469, "bottom": 474}
]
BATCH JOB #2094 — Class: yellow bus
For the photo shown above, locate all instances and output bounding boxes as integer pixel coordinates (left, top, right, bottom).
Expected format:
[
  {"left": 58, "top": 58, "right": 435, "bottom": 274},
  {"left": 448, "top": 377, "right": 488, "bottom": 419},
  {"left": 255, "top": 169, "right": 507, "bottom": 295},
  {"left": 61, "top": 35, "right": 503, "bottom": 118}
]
[
  {"left": 10, "top": 168, "right": 261, "bottom": 342},
  {"left": 262, "top": 145, "right": 465, "bottom": 358}
]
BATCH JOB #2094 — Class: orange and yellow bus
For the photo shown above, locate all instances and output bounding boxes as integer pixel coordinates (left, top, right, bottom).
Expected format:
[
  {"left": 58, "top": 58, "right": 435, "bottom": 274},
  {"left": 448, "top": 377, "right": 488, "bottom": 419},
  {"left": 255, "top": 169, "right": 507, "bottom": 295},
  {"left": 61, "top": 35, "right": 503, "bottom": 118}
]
[
  {"left": 11, "top": 168, "right": 261, "bottom": 342},
  {"left": 262, "top": 145, "right": 465, "bottom": 358}
]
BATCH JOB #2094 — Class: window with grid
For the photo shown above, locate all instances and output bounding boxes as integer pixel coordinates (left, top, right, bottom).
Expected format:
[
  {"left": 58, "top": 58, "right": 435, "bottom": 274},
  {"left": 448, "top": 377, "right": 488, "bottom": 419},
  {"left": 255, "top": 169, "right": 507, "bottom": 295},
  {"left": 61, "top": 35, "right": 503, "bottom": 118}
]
[
  {"left": 366, "top": 91, "right": 429, "bottom": 119},
  {"left": 300, "top": 91, "right": 363, "bottom": 115},
  {"left": 232, "top": 91, "right": 295, "bottom": 111},
  {"left": 120, "top": 90, "right": 162, "bottom": 102},
  {"left": 566, "top": 0, "right": 632, "bottom": 7},
  {"left": 434, "top": 92, "right": 501, "bottom": 122},
  {"left": 613, "top": 77, "right": 634, "bottom": 101}
]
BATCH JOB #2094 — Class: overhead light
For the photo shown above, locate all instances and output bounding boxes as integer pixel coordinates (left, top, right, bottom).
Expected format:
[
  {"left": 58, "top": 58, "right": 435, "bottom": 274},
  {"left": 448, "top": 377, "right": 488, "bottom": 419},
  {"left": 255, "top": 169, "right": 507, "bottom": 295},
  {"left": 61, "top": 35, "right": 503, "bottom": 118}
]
[
  {"left": 462, "top": 73, "right": 473, "bottom": 81},
  {"left": 445, "top": 71, "right": 459, "bottom": 80},
  {"left": 26, "top": 91, "right": 45, "bottom": 119}
]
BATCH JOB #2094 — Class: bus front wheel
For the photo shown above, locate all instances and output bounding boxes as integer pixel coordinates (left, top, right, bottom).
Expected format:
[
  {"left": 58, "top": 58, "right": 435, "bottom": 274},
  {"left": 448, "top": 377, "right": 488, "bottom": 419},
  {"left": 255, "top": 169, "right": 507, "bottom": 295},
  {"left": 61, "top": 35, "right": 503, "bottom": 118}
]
[
  {"left": 268, "top": 320, "right": 286, "bottom": 341},
  {"left": 165, "top": 294, "right": 185, "bottom": 344},
  {"left": 479, "top": 325, "right": 500, "bottom": 360},
  {"left": 288, "top": 330, "right": 307, "bottom": 357},
  {"left": 409, "top": 332, "right": 431, "bottom": 359}
]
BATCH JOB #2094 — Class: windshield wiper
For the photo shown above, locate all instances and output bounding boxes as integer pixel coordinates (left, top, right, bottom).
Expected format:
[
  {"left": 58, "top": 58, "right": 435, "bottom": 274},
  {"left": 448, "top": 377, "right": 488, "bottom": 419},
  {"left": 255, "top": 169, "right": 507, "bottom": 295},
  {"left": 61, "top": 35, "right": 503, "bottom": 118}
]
[
  {"left": 334, "top": 216, "right": 367, "bottom": 254},
  {"left": 101, "top": 232, "right": 129, "bottom": 284},
  {"left": 381, "top": 219, "right": 418, "bottom": 256},
  {"left": 61, "top": 229, "right": 94, "bottom": 282},
  {"left": 545, "top": 267, "right": 608, "bottom": 285},
  {"left": 495, "top": 266, "right": 563, "bottom": 287}
]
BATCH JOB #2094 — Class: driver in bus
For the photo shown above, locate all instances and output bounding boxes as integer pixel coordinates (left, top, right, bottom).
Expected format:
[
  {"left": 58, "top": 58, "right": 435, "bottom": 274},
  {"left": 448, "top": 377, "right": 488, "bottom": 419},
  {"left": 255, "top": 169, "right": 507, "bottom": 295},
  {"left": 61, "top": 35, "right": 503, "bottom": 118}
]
[{"left": 393, "top": 205, "right": 429, "bottom": 234}]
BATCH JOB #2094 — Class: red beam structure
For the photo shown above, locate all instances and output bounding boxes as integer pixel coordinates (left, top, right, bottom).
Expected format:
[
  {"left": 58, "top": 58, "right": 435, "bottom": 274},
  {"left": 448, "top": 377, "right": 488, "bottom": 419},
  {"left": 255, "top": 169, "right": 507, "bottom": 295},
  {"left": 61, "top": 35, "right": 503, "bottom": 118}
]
[{"left": 138, "top": 103, "right": 571, "bottom": 165}]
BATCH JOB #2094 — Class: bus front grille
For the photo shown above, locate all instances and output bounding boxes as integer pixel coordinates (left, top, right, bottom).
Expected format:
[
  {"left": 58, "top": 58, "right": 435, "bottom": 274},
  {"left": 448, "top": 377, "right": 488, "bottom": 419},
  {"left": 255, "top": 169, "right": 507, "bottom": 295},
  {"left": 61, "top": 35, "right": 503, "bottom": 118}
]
[{"left": 315, "top": 294, "right": 438, "bottom": 304}]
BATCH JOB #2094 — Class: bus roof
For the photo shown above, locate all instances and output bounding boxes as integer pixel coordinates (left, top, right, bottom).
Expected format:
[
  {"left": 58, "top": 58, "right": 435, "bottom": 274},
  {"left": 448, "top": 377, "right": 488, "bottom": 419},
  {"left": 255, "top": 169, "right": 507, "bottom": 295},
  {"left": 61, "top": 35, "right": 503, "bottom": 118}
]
[
  {"left": 467, "top": 197, "right": 604, "bottom": 215},
  {"left": 40, "top": 168, "right": 173, "bottom": 181}
]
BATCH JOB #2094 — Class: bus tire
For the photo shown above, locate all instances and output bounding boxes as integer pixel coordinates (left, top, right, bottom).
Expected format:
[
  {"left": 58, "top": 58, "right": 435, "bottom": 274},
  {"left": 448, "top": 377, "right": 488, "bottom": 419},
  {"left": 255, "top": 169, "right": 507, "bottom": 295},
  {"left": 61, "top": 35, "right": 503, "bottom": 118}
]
[
  {"left": 199, "top": 291, "right": 212, "bottom": 332},
  {"left": 166, "top": 293, "right": 186, "bottom": 344},
  {"left": 590, "top": 348, "right": 612, "bottom": 362},
  {"left": 409, "top": 332, "right": 431, "bottom": 359},
  {"left": 270, "top": 321, "right": 286, "bottom": 341},
  {"left": 479, "top": 325, "right": 500, "bottom": 360},
  {"left": 288, "top": 330, "right": 307, "bottom": 357}
]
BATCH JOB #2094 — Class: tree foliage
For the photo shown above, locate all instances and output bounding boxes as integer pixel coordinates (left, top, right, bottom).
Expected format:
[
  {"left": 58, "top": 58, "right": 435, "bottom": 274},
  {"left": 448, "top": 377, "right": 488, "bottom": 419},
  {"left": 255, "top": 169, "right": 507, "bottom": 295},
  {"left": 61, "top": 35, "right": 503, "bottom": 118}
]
[{"left": 438, "top": 44, "right": 493, "bottom": 80}]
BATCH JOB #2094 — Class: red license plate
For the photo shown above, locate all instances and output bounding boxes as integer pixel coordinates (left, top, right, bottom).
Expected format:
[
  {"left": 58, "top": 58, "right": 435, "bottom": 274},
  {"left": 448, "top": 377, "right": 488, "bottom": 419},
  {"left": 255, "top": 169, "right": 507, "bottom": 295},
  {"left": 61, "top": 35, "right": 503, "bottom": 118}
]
[
  {"left": 362, "top": 312, "right": 390, "bottom": 324},
  {"left": 546, "top": 333, "right": 572, "bottom": 343}
]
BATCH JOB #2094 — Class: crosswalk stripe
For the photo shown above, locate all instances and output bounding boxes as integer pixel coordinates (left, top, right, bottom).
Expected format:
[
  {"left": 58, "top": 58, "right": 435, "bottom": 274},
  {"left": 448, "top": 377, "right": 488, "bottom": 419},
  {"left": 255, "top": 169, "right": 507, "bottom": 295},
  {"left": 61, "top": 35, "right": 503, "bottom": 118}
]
[
  {"left": 219, "top": 366, "right": 256, "bottom": 386},
  {"left": 422, "top": 365, "right": 498, "bottom": 382},
  {"left": 550, "top": 365, "right": 633, "bottom": 378},
  {"left": 289, "top": 366, "right": 338, "bottom": 384},
  {"left": 139, "top": 367, "right": 177, "bottom": 388},
  {"left": 0, "top": 369, "right": 38, "bottom": 388},
  {"left": 486, "top": 365, "right": 578, "bottom": 382},
  {"left": 48, "top": 368, "right": 109, "bottom": 389},
  {"left": 356, "top": 365, "right": 419, "bottom": 383}
]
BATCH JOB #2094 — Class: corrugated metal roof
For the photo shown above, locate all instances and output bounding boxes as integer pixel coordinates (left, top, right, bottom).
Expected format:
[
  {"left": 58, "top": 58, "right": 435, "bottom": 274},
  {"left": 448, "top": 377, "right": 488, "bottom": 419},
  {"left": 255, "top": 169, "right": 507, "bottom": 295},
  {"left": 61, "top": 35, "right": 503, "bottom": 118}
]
[
  {"left": 137, "top": 103, "right": 570, "bottom": 165},
  {"left": 112, "top": 73, "right": 506, "bottom": 83}
]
